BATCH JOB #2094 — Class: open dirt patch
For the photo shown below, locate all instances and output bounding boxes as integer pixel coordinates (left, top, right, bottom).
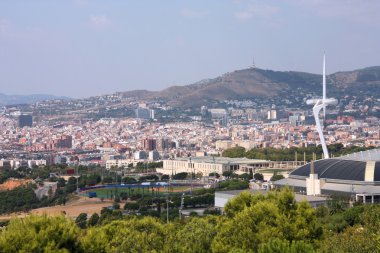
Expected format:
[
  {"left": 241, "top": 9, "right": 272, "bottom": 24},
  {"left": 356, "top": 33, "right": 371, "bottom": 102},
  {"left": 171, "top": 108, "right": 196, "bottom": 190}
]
[
  {"left": 0, "top": 179, "right": 32, "bottom": 191},
  {"left": 0, "top": 196, "right": 114, "bottom": 221}
]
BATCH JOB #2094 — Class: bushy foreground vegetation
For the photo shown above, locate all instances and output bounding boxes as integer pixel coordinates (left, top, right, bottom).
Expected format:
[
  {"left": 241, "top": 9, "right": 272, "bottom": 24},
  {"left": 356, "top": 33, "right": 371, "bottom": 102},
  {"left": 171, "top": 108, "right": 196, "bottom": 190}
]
[{"left": 1, "top": 187, "right": 380, "bottom": 253}]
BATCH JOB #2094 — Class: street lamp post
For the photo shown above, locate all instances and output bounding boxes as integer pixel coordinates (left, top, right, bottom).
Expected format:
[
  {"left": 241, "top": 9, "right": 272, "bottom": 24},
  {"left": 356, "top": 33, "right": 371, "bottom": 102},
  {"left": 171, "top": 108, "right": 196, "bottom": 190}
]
[
  {"left": 189, "top": 157, "right": 193, "bottom": 194},
  {"left": 76, "top": 166, "right": 79, "bottom": 194},
  {"left": 179, "top": 192, "right": 185, "bottom": 219},
  {"left": 166, "top": 195, "right": 169, "bottom": 223}
]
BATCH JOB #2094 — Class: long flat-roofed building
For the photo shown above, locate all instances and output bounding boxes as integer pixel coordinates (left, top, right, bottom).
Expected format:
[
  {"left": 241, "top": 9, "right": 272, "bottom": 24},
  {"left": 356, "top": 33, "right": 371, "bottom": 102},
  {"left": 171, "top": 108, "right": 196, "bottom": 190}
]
[{"left": 158, "top": 157, "right": 269, "bottom": 176}]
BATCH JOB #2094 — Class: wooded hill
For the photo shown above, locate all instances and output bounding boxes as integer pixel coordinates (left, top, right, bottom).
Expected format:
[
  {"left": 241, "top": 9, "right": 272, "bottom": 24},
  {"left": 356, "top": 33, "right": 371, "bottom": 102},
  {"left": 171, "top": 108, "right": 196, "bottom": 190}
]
[{"left": 119, "top": 66, "right": 380, "bottom": 107}]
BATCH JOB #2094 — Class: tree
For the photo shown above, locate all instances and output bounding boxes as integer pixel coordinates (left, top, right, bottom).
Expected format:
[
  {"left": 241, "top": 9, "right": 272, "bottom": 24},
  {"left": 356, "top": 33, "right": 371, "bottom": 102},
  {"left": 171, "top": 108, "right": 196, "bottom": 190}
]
[
  {"left": 0, "top": 185, "right": 40, "bottom": 215},
  {"left": 80, "top": 217, "right": 169, "bottom": 253},
  {"left": 122, "top": 177, "right": 137, "bottom": 184},
  {"left": 258, "top": 238, "right": 315, "bottom": 253},
  {"left": 212, "top": 188, "right": 322, "bottom": 253},
  {"left": 102, "top": 176, "right": 113, "bottom": 184},
  {"left": 238, "top": 173, "right": 251, "bottom": 180},
  {"left": 48, "top": 186, "right": 53, "bottom": 199},
  {"left": 319, "top": 225, "right": 377, "bottom": 253},
  {"left": 87, "top": 213, "right": 100, "bottom": 227},
  {"left": 113, "top": 203, "right": 120, "bottom": 210},
  {"left": 224, "top": 191, "right": 263, "bottom": 218},
  {"left": 139, "top": 174, "right": 159, "bottom": 182},
  {"left": 342, "top": 204, "right": 365, "bottom": 226},
  {"left": 172, "top": 172, "right": 188, "bottom": 180},
  {"left": 270, "top": 173, "right": 284, "bottom": 182},
  {"left": 57, "top": 177, "right": 66, "bottom": 188},
  {"left": 209, "top": 172, "right": 220, "bottom": 178},
  {"left": 222, "top": 171, "right": 233, "bottom": 178},
  {"left": 85, "top": 174, "right": 101, "bottom": 186},
  {"left": 65, "top": 176, "right": 78, "bottom": 193},
  {"left": 253, "top": 173, "right": 264, "bottom": 181},
  {"left": 222, "top": 146, "right": 246, "bottom": 158},
  {"left": 166, "top": 216, "right": 219, "bottom": 253},
  {"left": 124, "top": 202, "right": 140, "bottom": 211},
  {"left": 99, "top": 207, "right": 113, "bottom": 224},
  {"left": 75, "top": 213, "right": 88, "bottom": 229},
  {"left": 0, "top": 215, "right": 81, "bottom": 252},
  {"left": 161, "top": 174, "right": 170, "bottom": 181},
  {"left": 218, "top": 179, "right": 249, "bottom": 191}
]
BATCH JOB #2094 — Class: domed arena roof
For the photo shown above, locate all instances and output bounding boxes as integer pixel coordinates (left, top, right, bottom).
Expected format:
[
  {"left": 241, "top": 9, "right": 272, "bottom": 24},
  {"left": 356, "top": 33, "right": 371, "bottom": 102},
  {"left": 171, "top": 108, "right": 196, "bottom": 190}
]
[{"left": 289, "top": 158, "right": 380, "bottom": 182}]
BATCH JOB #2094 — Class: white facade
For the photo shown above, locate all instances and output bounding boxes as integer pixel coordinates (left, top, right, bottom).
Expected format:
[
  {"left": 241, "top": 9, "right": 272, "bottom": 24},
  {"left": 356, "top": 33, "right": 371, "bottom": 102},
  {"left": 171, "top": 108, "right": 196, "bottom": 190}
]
[
  {"left": 149, "top": 150, "right": 160, "bottom": 161},
  {"left": 0, "top": 159, "right": 47, "bottom": 169},
  {"left": 267, "top": 110, "right": 277, "bottom": 120},
  {"left": 306, "top": 174, "right": 322, "bottom": 196},
  {"left": 106, "top": 159, "right": 131, "bottom": 169},
  {"left": 158, "top": 157, "right": 269, "bottom": 176},
  {"left": 134, "top": 151, "right": 147, "bottom": 160},
  {"left": 160, "top": 159, "right": 226, "bottom": 176}
]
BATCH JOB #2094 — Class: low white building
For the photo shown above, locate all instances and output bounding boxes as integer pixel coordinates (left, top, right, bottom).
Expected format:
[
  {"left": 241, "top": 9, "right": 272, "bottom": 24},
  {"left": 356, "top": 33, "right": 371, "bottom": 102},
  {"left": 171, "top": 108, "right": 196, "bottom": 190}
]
[
  {"left": 158, "top": 157, "right": 269, "bottom": 176},
  {"left": 106, "top": 159, "right": 131, "bottom": 169}
]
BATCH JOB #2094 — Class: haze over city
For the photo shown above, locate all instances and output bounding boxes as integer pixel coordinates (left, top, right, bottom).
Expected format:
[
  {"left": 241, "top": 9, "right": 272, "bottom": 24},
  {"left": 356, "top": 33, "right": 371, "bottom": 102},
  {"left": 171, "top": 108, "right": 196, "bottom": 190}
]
[
  {"left": 2, "top": 1, "right": 380, "bottom": 252},
  {"left": 1, "top": 0, "right": 380, "bottom": 98}
]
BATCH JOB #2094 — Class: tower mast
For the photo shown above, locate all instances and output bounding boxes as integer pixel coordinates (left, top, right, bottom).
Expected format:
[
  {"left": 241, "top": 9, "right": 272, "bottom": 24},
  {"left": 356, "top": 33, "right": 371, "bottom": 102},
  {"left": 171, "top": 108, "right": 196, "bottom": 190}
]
[{"left": 323, "top": 53, "right": 326, "bottom": 118}]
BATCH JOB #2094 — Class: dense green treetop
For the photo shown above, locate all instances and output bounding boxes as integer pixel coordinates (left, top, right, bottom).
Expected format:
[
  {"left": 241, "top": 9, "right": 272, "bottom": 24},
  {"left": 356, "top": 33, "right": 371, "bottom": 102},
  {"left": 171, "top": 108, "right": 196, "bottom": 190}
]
[
  {"left": 222, "top": 145, "right": 374, "bottom": 161},
  {"left": 0, "top": 215, "right": 81, "bottom": 253},
  {"left": 1, "top": 188, "right": 380, "bottom": 252}
]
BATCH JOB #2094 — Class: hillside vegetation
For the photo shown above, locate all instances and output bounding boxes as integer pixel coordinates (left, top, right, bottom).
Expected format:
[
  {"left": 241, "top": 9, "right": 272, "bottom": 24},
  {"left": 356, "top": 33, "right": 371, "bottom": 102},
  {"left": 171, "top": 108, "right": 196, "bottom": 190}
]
[{"left": 1, "top": 187, "right": 380, "bottom": 252}]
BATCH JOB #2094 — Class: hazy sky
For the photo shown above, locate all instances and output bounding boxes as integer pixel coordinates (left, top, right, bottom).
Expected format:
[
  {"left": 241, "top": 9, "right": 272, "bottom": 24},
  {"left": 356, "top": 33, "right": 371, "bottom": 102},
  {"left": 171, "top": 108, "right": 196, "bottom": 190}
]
[{"left": 0, "top": 0, "right": 379, "bottom": 98}]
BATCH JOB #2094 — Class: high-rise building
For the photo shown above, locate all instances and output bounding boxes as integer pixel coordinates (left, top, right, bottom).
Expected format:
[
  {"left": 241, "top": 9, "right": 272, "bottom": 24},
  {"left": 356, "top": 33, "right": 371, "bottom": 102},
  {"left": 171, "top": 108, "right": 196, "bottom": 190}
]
[
  {"left": 134, "top": 150, "right": 147, "bottom": 160},
  {"left": 267, "top": 109, "right": 277, "bottom": 120},
  {"left": 18, "top": 114, "right": 33, "bottom": 128},
  {"left": 209, "top": 109, "right": 228, "bottom": 127},
  {"left": 156, "top": 138, "right": 170, "bottom": 151},
  {"left": 201, "top": 106, "right": 208, "bottom": 116},
  {"left": 141, "top": 138, "right": 156, "bottom": 151},
  {"left": 55, "top": 135, "right": 73, "bottom": 149},
  {"left": 148, "top": 150, "right": 160, "bottom": 161},
  {"left": 135, "top": 107, "right": 155, "bottom": 119}
]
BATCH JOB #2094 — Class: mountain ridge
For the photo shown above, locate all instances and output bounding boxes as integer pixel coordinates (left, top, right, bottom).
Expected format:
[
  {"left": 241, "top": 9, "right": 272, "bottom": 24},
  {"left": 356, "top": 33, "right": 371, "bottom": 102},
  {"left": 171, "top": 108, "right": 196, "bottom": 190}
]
[
  {"left": 119, "top": 65, "right": 380, "bottom": 107},
  {"left": 2, "top": 65, "right": 380, "bottom": 108}
]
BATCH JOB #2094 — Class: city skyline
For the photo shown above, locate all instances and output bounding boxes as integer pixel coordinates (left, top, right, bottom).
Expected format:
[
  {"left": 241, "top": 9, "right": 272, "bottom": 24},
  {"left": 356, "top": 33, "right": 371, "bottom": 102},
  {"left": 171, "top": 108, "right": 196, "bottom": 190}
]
[{"left": 1, "top": 0, "right": 380, "bottom": 98}]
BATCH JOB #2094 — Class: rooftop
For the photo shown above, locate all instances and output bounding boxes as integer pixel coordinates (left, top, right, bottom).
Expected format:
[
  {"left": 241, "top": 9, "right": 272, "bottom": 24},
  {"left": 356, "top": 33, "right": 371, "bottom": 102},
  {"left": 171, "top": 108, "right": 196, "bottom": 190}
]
[
  {"left": 338, "top": 148, "right": 380, "bottom": 161},
  {"left": 290, "top": 159, "right": 368, "bottom": 182},
  {"left": 169, "top": 157, "right": 268, "bottom": 165}
]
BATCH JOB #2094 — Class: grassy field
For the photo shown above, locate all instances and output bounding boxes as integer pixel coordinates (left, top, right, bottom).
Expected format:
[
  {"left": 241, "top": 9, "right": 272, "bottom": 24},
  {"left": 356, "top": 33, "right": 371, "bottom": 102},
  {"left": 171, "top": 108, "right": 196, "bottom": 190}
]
[{"left": 81, "top": 185, "right": 190, "bottom": 199}]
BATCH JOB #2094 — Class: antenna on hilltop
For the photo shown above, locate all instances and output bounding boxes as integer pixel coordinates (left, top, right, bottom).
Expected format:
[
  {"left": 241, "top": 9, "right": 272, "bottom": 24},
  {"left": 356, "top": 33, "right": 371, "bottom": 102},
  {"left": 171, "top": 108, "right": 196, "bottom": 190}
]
[{"left": 252, "top": 56, "right": 256, "bottom": 68}]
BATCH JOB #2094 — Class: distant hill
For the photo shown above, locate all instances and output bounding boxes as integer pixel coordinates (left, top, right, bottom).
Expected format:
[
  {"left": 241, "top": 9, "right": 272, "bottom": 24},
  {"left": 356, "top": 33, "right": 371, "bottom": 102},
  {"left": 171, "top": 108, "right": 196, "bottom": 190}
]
[
  {"left": 0, "top": 93, "right": 69, "bottom": 106},
  {"left": 118, "top": 66, "right": 380, "bottom": 107}
]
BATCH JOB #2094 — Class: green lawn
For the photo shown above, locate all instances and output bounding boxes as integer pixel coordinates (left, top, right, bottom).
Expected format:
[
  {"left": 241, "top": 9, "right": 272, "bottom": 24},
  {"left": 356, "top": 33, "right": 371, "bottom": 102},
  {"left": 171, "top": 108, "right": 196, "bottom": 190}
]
[{"left": 81, "top": 186, "right": 190, "bottom": 199}]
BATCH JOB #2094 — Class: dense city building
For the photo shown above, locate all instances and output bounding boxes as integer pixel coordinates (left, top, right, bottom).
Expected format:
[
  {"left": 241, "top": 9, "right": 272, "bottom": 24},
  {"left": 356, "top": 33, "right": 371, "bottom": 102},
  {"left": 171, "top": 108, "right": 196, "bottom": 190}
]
[{"left": 18, "top": 114, "right": 33, "bottom": 128}]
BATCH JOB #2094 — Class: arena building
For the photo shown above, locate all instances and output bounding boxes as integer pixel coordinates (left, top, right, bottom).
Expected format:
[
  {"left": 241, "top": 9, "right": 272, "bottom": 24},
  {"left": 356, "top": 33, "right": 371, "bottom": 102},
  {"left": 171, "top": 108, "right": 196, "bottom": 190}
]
[{"left": 274, "top": 149, "right": 380, "bottom": 203}]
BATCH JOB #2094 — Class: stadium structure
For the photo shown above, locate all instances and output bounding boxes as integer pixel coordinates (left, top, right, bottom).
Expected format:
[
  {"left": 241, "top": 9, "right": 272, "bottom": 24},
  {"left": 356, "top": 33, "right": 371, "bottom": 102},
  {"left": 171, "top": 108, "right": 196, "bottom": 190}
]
[
  {"left": 274, "top": 148, "right": 380, "bottom": 203},
  {"left": 275, "top": 55, "right": 380, "bottom": 203}
]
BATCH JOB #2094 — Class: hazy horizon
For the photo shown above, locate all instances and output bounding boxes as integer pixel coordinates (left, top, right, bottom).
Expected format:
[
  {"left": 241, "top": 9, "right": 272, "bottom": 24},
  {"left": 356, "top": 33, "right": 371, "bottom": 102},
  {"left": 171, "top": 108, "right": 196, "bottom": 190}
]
[{"left": 1, "top": 0, "right": 379, "bottom": 98}]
